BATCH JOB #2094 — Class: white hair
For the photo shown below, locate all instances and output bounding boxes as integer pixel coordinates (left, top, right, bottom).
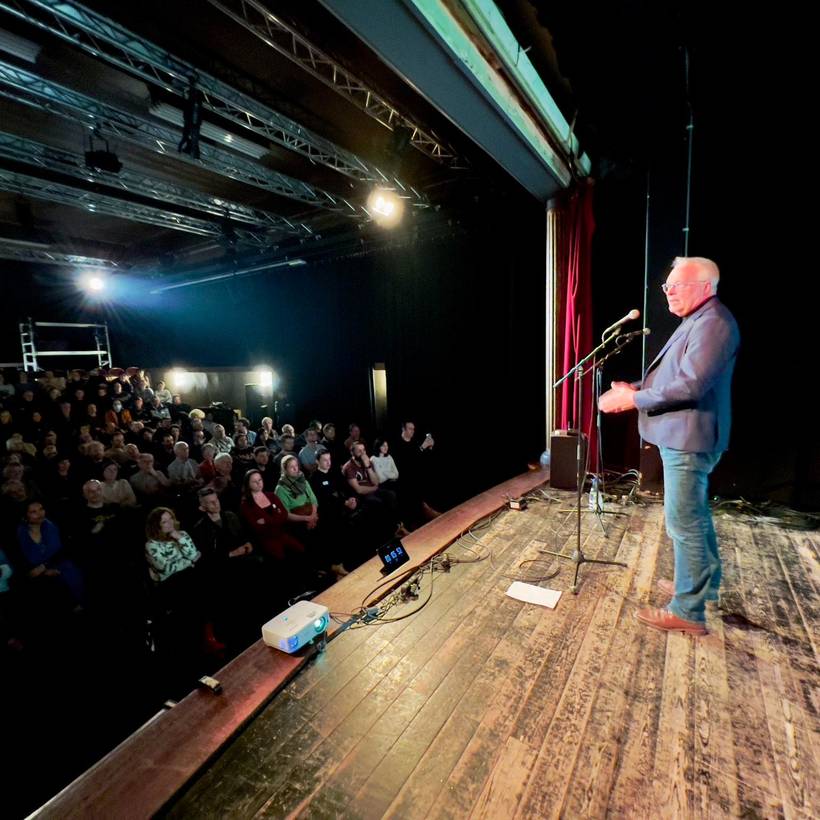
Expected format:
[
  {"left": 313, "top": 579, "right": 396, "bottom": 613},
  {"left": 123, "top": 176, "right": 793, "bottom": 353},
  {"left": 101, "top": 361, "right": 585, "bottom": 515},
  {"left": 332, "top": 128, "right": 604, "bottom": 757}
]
[
  {"left": 214, "top": 452, "right": 232, "bottom": 464},
  {"left": 673, "top": 256, "right": 720, "bottom": 294}
]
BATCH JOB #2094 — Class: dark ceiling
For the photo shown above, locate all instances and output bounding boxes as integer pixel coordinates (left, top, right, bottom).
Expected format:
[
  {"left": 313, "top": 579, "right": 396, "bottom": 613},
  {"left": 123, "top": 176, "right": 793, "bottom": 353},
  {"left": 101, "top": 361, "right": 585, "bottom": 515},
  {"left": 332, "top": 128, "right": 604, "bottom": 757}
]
[
  {"left": 0, "top": 0, "right": 538, "bottom": 284},
  {"left": 0, "top": 0, "right": 783, "bottom": 288}
]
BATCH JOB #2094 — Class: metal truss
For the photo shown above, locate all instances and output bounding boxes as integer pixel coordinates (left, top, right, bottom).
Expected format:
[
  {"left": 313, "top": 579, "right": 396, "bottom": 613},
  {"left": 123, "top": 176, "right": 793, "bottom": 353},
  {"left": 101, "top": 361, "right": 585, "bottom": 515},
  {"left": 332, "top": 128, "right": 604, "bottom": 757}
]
[
  {"left": 0, "top": 130, "right": 305, "bottom": 238},
  {"left": 0, "top": 0, "right": 427, "bottom": 202},
  {"left": 0, "top": 243, "right": 119, "bottom": 269},
  {"left": 0, "top": 59, "right": 351, "bottom": 217},
  {"left": 0, "top": 167, "right": 280, "bottom": 245},
  {"left": 207, "top": 0, "right": 464, "bottom": 169}
]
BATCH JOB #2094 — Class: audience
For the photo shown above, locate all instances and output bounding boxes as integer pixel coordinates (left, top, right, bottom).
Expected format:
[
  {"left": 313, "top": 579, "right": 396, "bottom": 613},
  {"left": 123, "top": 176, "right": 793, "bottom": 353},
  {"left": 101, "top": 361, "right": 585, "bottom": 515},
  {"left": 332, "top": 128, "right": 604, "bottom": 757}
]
[{"left": 0, "top": 363, "right": 446, "bottom": 734}]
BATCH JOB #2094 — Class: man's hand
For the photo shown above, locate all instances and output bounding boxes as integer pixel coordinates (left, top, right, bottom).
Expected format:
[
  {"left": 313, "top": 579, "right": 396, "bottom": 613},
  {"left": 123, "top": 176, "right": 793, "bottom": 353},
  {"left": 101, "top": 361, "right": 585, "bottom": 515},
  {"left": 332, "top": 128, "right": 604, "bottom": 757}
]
[{"left": 598, "top": 381, "right": 638, "bottom": 414}]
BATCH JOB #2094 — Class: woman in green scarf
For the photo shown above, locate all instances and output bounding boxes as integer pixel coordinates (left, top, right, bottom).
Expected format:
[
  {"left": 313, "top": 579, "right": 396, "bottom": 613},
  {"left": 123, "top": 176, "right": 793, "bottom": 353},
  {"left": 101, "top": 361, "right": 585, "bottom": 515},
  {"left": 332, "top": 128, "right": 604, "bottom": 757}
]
[{"left": 275, "top": 454, "right": 319, "bottom": 530}]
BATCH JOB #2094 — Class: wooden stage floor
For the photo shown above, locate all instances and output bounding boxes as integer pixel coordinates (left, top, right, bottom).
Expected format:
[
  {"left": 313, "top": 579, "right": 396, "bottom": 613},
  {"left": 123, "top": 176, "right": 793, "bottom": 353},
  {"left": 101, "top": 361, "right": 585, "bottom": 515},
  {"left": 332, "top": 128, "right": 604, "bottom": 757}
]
[{"left": 163, "top": 491, "right": 820, "bottom": 819}]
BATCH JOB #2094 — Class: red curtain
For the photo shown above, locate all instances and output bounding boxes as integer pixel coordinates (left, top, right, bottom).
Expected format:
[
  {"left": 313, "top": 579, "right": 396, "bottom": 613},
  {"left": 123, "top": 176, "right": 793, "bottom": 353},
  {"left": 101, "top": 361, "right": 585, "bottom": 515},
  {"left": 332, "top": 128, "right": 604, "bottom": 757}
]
[{"left": 555, "top": 179, "right": 597, "bottom": 465}]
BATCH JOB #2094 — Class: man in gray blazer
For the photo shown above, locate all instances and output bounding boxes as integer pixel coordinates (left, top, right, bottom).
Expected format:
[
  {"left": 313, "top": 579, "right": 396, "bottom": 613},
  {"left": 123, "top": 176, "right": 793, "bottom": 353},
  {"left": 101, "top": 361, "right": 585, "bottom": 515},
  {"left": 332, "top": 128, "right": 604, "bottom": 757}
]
[{"left": 599, "top": 256, "right": 740, "bottom": 634}]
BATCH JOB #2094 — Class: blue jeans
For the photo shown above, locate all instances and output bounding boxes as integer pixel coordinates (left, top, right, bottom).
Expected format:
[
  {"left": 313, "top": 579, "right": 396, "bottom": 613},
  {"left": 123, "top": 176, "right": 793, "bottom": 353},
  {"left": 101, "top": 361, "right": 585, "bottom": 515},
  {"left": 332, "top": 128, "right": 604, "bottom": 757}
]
[{"left": 659, "top": 446, "right": 722, "bottom": 624}]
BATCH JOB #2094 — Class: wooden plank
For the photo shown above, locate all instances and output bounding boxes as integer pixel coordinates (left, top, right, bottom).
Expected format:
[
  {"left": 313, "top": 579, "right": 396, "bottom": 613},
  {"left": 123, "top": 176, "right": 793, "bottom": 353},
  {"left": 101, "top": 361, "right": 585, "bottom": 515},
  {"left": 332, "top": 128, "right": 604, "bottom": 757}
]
[
  {"left": 606, "top": 504, "right": 675, "bottom": 817},
  {"left": 560, "top": 510, "right": 668, "bottom": 818},
  {"left": 34, "top": 469, "right": 550, "bottom": 820},
  {"left": 719, "top": 521, "right": 797, "bottom": 818},
  {"left": 226, "top": 511, "right": 538, "bottom": 818},
  {"left": 149, "top": 498, "right": 820, "bottom": 820},
  {"left": 506, "top": 517, "right": 642, "bottom": 820}
]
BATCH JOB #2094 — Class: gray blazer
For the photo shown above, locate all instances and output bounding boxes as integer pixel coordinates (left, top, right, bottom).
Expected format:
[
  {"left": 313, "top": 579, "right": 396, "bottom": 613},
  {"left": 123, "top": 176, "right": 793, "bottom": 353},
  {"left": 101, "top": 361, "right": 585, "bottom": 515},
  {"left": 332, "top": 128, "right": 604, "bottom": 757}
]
[{"left": 634, "top": 297, "right": 739, "bottom": 453}]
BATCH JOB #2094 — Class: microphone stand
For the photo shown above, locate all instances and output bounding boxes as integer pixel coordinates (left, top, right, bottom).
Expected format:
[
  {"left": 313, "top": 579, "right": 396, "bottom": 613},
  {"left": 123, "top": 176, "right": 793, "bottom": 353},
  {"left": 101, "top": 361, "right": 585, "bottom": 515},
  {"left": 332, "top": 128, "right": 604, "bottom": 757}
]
[{"left": 543, "top": 329, "right": 640, "bottom": 593}]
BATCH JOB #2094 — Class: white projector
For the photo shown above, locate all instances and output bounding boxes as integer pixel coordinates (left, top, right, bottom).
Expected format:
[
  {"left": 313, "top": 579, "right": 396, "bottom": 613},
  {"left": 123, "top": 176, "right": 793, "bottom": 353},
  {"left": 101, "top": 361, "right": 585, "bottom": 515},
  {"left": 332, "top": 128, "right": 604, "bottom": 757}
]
[{"left": 261, "top": 600, "right": 330, "bottom": 653}]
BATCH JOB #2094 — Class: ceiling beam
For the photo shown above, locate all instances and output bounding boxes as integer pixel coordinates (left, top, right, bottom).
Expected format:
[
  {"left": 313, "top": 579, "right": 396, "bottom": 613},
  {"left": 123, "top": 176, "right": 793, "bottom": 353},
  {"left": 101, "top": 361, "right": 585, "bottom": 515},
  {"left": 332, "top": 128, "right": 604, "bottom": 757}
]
[
  {"left": 0, "top": 59, "right": 355, "bottom": 216},
  {"left": 207, "top": 0, "right": 466, "bottom": 169},
  {"left": 0, "top": 130, "right": 308, "bottom": 238},
  {"left": 319, "top": 0, "right": 585, "bottom": 200},
  {"left": 0, "top": 0, "right": 427, "bottom": 203}
]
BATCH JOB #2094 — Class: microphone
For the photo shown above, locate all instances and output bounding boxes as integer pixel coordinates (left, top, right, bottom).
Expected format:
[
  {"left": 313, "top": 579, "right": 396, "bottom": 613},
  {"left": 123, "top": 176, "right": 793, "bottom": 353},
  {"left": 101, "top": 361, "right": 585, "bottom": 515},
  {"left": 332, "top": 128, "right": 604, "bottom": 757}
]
[
  {"left": 602, "top": 309, "right": 640, "bottom": 337},
  {"left": 616, "top": 328, "right": 651, "bottom": 341}
]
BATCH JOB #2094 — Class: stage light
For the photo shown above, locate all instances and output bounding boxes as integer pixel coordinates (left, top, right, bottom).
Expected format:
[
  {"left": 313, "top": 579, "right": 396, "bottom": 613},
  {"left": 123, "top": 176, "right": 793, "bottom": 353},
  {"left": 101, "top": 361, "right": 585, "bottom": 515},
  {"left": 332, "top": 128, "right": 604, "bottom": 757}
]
[
  {"left": 168, "top": 368, "right": 192, "bottom": 392},
  {"left": 255, "top": 368, "right": 274, "bottom": 389},
  {"left": 79, "top": 272, "right": 107, "bottom": 294},
  {"left": 367, "top": 188, "right": 404, "bottom": 227}
]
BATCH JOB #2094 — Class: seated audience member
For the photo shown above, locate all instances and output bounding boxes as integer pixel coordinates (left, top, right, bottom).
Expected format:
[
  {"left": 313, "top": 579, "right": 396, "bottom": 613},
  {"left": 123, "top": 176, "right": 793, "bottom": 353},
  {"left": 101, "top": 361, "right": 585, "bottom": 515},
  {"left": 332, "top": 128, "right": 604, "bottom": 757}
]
[
  {"left": 129, "top": 396, "right": 151, "bottom": 423},
  {"left": 272, "top": 433, "right": 296, "bottom": 474},
  {"left": 210, "top": 452, "right": 241, "bottom": 512},
  {"left": 104, "top": 398, "right": 128, "bottom": 430},
  {"left": 3, "top": 460, "right": 41, "bottom": 500},
  {"left": 154, "top": 380, "right": 172, "bottom": 404},
  {"left": 120, "top": 443, "right": 141, "bottom": 480},
  {"left": 169, "top": 394, "right": 191, "bottom": 420},
  {"left": 275, "top": 455, "right": 319, "bottom": 533},
  {"left": 210, "top": 424, "right": 234, "bottom": 454},
  {"left": 232, "top": 433, "right": 256, "bottom": 473},
  {"left": 298, "top": 428, "right": 321, "bottom": 475},
  {"left": 191, "top": 487, "right": 264, "bottom": 636},
  {"left": 167, "top": 441, "right": 201, "bottom": 489},
  {"left": 129, "top": 452, "right": 170, "bottom": 504},
  {"left": 40, "top": 457, "right": 80, "bottom": 525},
  {"left": 253, "top": 445, "right": 277, "bottom": 491},
  {"left": 100, "top": 460, "right": 138, "bottom": 507},
  {"left": 149, "top": 396, "right": 170, "bottom": 423},
  {"left": 344, "top": 423, "right": 363, "bottom": 452},
  {"left": 320, "top": 422, "right": 345, "bottom": 467},
  {"left": 198, "top": 442, "right": 217, "bottom": 483},
  {"left": 145, "top": 507, "right": 199, "bottom": 583},
  {"left": 192, "top": 487, "right": 254, "bottom": 563},
  {"left": 309, "top": 450, "right": 359, "bottom": 576},
  {"left": 154, "top": 432, "right": 177, "bottom": 472},
  {"left": 371, "top": 438, "right": 400, "bottom": 487},
  {"left": 257, "top": 417, "right": 278, "bottom": 451},
  {"left": 104, "top": 431, "right": 129, "bottom": 465},
  {"left": 234, "top": 418, "right": 256, "bottom": 446},
  {"left": 189, "top": 429, "right": 208, "bottom": 462},
  {"left": 0, "top": 372, "right": 15, "bottom": 400},
  {"left": 343, "top": 442, "right": 402, "bottom": 536},
  {"left": 144, "top": 506, "right": 224, "bottom": 653},
  {"left": 239, "top": 469, "right": 304, "bottom": 564},
  {"left": 17, "top": 499, "right": 85, "bottom": 609},
  {"left": 71, "top": 479, "right": 137, "bottom": 607},
  {"left": 393, "top": 420, "right": 442, "bottom": 527}
]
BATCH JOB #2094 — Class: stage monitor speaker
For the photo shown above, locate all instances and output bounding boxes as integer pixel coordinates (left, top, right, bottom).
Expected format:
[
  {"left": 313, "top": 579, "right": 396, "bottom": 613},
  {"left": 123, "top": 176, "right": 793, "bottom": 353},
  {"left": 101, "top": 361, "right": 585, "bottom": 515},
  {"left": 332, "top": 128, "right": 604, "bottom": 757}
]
[
  {"left": 549, "top": 430, "right": 588, "bottom": 490},
  {"left": 639, "top": 443, "right": 664, "bottom": 495}
]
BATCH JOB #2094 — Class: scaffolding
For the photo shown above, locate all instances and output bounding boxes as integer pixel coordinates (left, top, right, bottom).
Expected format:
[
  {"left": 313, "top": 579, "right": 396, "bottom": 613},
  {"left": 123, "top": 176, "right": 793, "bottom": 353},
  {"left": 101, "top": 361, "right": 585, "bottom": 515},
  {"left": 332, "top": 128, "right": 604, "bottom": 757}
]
[{"left": 19, "top": 318, "right": 112, "bottom": 372}]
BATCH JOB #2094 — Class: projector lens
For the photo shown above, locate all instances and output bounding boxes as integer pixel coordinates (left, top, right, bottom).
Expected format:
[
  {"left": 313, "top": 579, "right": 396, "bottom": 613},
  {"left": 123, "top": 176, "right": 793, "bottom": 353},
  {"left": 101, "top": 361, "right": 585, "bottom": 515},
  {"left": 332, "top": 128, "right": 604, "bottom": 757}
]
[{"left": 313, "top": 617, "right": 326, "bottom": 632}]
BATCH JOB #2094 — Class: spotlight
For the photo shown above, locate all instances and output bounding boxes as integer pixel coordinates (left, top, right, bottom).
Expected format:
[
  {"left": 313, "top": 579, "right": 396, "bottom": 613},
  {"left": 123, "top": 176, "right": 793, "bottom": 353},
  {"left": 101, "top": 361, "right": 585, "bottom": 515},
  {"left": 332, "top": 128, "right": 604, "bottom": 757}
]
[
  {"left": 80, "top": 272, "right": 107, "bottom": 294},
  {"left": 367, "top": 188, "right": 404, "bottom": 227},
  {"left": 169, "top": 368, "right": 193, "bottom": 392},
  {"left": 255, "top": 369, "right": 274, "bottom": 389}
]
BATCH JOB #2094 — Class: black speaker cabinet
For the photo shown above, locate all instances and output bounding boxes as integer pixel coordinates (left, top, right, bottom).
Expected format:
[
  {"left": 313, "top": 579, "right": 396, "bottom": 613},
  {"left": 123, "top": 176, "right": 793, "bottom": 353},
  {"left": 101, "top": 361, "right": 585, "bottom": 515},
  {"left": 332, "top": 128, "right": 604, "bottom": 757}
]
[
  {"left": 639, "top": 443, "right": 664, "bottom": 495},
  {"left": 549, "top": 430, "right": 588, "bottom": 490}
]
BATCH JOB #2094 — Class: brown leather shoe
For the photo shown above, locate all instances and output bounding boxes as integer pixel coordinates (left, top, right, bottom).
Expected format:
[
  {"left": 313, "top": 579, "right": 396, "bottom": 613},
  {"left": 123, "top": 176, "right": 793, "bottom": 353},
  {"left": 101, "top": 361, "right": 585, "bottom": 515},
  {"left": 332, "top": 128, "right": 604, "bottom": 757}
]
[{"left": 635, "top": 607, "right": 707, "bottom": 635}]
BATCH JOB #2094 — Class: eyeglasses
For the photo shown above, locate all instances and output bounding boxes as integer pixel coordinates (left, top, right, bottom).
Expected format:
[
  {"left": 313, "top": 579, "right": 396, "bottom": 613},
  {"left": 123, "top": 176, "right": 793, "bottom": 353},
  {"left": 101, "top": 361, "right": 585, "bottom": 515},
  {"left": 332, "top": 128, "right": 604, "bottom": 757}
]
[{"left": 661, "top": 281, "right": 710, "bottom": 294}]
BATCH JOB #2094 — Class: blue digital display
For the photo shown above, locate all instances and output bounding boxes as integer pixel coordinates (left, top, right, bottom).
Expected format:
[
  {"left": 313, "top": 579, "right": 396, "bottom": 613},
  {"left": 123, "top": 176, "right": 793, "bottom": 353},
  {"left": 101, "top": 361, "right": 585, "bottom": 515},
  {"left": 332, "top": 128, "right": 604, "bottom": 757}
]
[{"left": 378, "top": 539, "right": 409, "bottom": 573}]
